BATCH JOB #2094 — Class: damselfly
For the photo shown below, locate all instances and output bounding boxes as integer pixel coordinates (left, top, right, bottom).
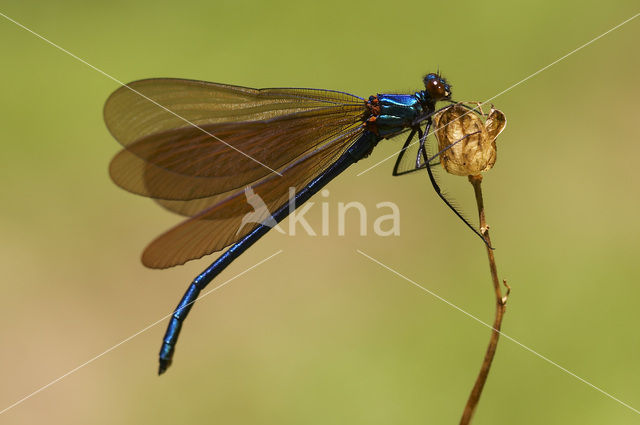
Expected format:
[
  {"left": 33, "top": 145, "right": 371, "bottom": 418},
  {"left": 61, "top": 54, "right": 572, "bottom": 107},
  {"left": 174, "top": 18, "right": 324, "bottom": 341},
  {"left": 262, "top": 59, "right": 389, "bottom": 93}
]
[{"left": 104, "top": 73, "right": 482, "bottom": 374}]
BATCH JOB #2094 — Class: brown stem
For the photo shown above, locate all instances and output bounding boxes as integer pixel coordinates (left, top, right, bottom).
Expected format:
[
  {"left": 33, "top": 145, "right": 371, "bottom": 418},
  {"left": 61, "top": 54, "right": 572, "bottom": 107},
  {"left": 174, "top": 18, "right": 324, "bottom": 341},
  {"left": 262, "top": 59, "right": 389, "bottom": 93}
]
[{"left": 459, "top": 174, "right": 509, "bottom": 425}]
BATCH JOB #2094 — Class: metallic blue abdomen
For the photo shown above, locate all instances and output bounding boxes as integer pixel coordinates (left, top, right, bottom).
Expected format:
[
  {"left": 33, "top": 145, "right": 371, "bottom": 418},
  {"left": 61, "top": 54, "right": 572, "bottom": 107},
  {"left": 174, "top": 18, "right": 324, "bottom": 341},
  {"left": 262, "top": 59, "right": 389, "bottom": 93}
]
[{"left": 376, "top": 94, "right": 423, "bottom": 137}]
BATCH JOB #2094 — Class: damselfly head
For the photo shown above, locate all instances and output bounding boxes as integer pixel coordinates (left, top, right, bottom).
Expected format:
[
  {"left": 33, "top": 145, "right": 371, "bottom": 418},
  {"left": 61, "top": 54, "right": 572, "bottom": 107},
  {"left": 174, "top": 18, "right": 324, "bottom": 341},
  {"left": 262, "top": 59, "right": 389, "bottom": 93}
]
[{"left": 424, "top": 73, "right": 451, "bottom": 102}]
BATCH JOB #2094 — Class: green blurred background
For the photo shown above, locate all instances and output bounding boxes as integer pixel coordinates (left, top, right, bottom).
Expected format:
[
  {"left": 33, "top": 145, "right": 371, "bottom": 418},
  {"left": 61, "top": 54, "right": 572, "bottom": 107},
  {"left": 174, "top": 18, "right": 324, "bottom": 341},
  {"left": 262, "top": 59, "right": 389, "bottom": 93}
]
[{"left": 1, "top": 1, "right": 639, "bottom": 424}]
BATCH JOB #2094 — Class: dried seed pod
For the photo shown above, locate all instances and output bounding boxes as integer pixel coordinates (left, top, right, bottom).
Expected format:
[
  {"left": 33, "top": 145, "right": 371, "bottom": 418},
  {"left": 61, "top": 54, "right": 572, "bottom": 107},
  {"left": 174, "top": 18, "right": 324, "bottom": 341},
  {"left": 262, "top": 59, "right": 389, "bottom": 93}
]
[{"left": 432, "top": 104, "right": 506, "bottom": 176}]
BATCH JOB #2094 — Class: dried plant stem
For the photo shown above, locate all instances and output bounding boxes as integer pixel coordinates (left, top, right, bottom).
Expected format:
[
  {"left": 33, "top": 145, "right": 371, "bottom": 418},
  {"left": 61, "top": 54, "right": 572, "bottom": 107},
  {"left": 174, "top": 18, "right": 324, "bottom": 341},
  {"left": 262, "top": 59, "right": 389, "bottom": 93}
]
[{"left": 459, "top": 174, "right": 510, "bottom": 425}]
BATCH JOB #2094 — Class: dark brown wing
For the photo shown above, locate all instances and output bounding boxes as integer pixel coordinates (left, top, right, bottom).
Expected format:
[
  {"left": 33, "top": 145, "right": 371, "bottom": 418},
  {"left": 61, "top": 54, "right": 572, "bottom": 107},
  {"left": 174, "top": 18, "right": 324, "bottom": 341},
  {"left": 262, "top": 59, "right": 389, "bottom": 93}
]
[
  {"left": 108, "top": 106, "right": 364, "bottom": 200},
  {"left": 104, "top": 78, "right": 365, "bottom": 144},
  {"left": 105, "top": 79, "right": 368, "bottom": 268},
  {"left": 141, "top": 127, "right": 364, "bottom": 268},
  {"left": 105, "top": 79, "right": 365, "bottom": 200}
]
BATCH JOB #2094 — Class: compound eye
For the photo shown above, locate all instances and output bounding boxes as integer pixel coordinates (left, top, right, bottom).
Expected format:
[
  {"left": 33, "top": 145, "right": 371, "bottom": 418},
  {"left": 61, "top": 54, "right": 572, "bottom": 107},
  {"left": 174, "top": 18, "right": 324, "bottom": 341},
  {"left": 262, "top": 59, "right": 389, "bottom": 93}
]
[{"left": 424, "top": 73, "right": 450, "bottom": 101}]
